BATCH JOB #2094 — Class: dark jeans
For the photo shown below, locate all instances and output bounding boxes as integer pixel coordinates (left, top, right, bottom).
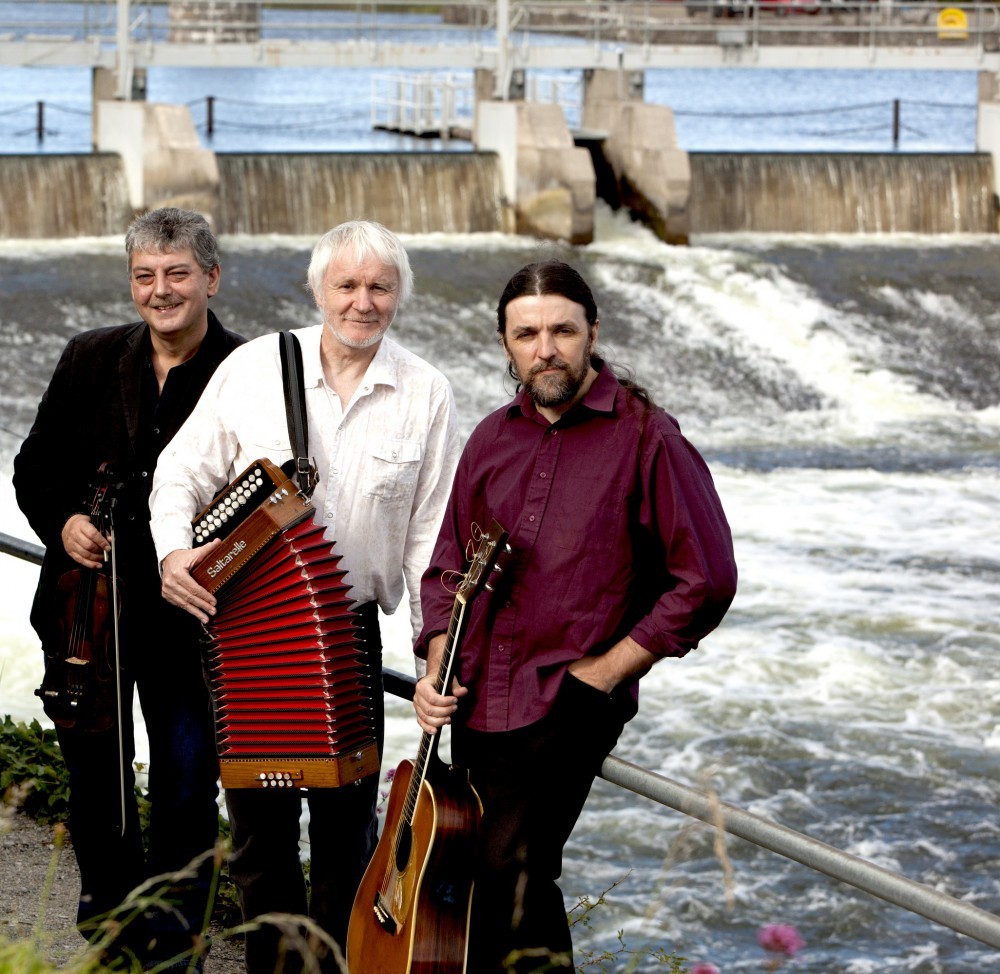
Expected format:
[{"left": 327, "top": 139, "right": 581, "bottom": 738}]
[
  {"left": 225, "top": 602, "right": 384, "bottom": 974},
  {"left": 55, "top": 607, "right": 220, "bottom": 966},
  {"left": 453, "top": 673, "right": 628, "bottom": 974}
]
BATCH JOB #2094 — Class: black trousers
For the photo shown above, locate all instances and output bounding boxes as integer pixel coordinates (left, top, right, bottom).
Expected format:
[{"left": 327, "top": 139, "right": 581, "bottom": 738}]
[
  {"left": 54, "top": 600, "right": 220, "bottom": 966},
  {"left": 452, "top": 673, "right": 628, "bottom": 974},
  {"left": 225, "top": 601, "right": 384, "bottom": 974}
]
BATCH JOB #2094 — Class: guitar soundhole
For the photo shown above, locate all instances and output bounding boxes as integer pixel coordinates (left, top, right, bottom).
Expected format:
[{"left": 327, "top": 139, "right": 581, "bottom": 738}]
[{"left": 394, "top": 822, "right": 412, "bottom": 872}]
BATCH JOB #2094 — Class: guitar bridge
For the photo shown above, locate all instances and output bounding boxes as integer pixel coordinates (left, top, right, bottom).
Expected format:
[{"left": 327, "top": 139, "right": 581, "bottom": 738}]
[{"left": 373, "top": 892, "right": 398, "bottom": 935}]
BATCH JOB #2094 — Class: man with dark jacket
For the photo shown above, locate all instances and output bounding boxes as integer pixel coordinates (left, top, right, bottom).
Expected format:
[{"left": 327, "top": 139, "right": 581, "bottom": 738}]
[{"left": 13, "top": 207, "right": 244, "bottom": 971}]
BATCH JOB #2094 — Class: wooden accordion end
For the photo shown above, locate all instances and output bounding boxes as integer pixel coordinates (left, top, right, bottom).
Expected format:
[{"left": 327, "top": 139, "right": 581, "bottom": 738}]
[{"left": 191, "top": 459, "right": 380, "bottom": 790}]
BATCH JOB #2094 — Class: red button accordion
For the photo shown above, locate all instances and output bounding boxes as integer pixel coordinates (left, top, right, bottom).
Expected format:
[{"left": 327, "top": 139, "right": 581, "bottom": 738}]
[{"left": 191, "top": 458, "right": 379, "bottom": 790}]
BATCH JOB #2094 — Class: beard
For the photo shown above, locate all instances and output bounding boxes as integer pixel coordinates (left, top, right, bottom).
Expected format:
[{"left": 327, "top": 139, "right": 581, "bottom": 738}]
[
  {"left": 522, "top": 351, "right": 591, "bottom": 409},
  {"left": 324, "top": 316, "right": 391, "bottom": 350}
]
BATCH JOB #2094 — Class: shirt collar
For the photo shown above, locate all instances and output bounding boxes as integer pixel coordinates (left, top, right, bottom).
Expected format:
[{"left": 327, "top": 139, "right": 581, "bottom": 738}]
[
  {"left": 298, "top": 326, "right": 400, "bottom": 393},
  {"left": 506, "top": 359, "right": 618, "bottom": 424}
]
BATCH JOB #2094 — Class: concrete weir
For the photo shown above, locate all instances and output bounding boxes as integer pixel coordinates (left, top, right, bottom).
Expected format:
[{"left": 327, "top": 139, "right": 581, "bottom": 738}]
[
  {"left": 0, "top": 64, "right": 997, "bottom": 239},
  {"left": 84, "top": 65, "right": 690, "bottom": 246}
]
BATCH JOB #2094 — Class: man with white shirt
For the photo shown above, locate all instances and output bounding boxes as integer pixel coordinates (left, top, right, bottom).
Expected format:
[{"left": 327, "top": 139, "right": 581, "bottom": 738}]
[{"left": 148, "top": 221, "right": 460, "bottom": 973}]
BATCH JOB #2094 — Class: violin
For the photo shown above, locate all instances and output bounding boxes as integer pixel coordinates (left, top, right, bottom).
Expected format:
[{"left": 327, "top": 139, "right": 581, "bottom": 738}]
[{"left": 35, "top": 462, "right": 125, "bottom": 734}]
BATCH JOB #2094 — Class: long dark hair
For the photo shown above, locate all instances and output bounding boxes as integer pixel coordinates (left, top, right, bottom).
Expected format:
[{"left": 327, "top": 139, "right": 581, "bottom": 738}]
[{"left": 496, "top": 259, "right": 654, "bottom": 407}]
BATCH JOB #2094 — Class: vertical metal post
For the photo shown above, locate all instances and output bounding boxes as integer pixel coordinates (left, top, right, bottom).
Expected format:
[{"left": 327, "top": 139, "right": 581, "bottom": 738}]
[
  {"left": 36, "top": 101, "right": 44, "bottom": 141},
  {"left": 207, "top": 95, "right": 215, "bottom": 136},
  {"left": 116, "top": 0, "right": 133, "bottom": 100},
  {"left": 496, "top": 0, "right": 510, "bottom": 100},
  {"left": 892, "top": 98, "right": 900, "bottom": 149}
]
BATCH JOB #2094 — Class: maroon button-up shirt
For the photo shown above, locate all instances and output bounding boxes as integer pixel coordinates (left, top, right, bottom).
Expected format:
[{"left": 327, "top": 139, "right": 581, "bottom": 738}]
[{"left": 417, "top": 363, "right": 737, "bottom": 733}]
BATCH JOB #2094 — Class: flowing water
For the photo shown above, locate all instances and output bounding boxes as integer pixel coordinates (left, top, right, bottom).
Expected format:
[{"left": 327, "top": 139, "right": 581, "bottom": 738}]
[{"left": 1, "top": 209, "right": 998, "bottom": 971}]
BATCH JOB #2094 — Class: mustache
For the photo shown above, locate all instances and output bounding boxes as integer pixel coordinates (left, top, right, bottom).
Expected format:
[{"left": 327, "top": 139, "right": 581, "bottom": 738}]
[{"left": 526, "top": 359, "right": 570, "bottom": 380}]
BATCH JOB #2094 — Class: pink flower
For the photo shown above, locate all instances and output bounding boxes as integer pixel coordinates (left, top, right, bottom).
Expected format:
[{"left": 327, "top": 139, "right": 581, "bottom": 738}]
[
  {"left": 757, "top": 924, "right": 806, "bottom": 957},
  {"left": 690, "top": 963, "right": 720, "bottom": 974}
]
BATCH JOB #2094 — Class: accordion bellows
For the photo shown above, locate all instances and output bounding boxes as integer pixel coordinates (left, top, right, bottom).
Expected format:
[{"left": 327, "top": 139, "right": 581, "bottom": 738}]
[{"left": 192, "top": 460, "right": 379, "bottom": 790}]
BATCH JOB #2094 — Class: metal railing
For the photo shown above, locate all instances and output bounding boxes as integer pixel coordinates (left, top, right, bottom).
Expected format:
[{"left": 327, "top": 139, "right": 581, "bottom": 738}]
[
  {"left": 1, "top": 0, "right": 1000, "bottom": 78},
  {"left": 370, "top": 72, "right": 475, "bottom": 137},
  {"left": 2, "top": 527, "right": 1000, "bottom": 951},
  {"left": 368, "top": 70, "right": 581, "bottom": 137}
]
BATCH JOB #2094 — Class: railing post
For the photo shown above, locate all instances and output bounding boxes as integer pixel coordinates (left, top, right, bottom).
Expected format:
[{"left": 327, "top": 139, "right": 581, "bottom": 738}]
[
  {"left": 206, "top": 95, "right": 215, "bottom": 136},
  {"left": 36, "top": 100, "right": 44, "bottom": 142},
  {"left": 893, "top": 97, "right": 900, "bottom": 149},
  {"left": 116, "top": 0, "right": 133, "bottom": 99},
  {"left": 496, "top": 0, "right": 511, "bottom": 100}
]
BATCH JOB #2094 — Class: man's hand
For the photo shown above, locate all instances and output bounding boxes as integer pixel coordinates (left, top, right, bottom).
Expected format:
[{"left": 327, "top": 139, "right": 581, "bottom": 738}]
[
  {"left": 61, "top": 513, "right": 110, "bottom": 570},
  {"left": 160, "top": 541, "right": 223, "bottom": 624},
  {"left": 412, "top": 633, "right": 468, "bottom": 735},
  {"left": 567, "top": 635, "right": 656, "bottom": 694}
]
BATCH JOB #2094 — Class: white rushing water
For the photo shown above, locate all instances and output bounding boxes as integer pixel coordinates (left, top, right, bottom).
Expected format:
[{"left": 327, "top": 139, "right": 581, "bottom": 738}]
[{"left": 1, "top": 214, "right": 999, "bottom": 972}]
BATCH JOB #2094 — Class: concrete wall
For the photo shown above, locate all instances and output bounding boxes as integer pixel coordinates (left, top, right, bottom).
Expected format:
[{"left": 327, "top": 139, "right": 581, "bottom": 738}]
[
  {"left": 475, "top": 100, "right": 595, "bottom": 244},
  {"left": 96, "top": 101, "right": 219, "bottom": 219},
  {"left": 167, "top": 0, "right": 261, "bottom": 42},
  {"left": 977, "top": 70, "right": 1000, "bottom": 220},
  {"left": 583, "top": 68, "right": 691, "bottom": 245}
]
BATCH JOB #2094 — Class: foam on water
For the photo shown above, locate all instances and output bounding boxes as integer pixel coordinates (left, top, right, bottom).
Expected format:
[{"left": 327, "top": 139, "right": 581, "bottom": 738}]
[{"left": 2, "top": 222, "right": 999, "bottom": 971}]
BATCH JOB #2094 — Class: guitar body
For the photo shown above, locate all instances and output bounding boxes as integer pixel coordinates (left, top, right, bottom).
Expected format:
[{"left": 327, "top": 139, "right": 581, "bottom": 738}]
[
  {"left": 348, "top": 518, "right": 507, "bottom": 974},
  {"left": 347, "top": 757, "right": 482, "bottom": 974}
]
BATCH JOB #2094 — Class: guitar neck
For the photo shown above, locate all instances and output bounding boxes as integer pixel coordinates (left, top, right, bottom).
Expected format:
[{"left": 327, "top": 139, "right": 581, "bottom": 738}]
[{"left": 400, "top": 594, "right": 469, "bottom": 827}]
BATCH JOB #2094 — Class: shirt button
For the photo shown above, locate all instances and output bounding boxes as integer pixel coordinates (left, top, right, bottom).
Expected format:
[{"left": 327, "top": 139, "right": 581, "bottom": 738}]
[
  {"left": 498, "top": 645, "right": 505, "bottom": 653},
  {"left": 325, "top": 513, "right": 333, "bottom": 520},
  {"left": 528, "top": 515, "right": 535, "bottom": 522},
  {"left": 539, "top": 472, "right": 546, "bottom": 478},
  {"left": 140, "top": 471, "right": 148, "bottom": 479},
  {"left": 153, "top": 427, "right": 160, "bottom": 436}
]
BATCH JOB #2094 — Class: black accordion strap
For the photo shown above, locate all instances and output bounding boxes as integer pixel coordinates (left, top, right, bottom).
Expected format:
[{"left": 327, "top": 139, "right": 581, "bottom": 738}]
[{"left": 278, "top": 331, "right": 318, "bottom": 497}]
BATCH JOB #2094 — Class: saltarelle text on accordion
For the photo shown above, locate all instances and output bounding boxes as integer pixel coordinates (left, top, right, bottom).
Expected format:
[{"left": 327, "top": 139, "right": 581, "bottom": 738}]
[{"left": 190, "top": 458, "right": 379, "bottom": 790}]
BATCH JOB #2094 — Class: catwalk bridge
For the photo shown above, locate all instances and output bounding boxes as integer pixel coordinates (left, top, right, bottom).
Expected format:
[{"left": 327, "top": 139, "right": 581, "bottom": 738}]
[{"left": 2, "top": 0, "right": 1000, "bottom": 100}]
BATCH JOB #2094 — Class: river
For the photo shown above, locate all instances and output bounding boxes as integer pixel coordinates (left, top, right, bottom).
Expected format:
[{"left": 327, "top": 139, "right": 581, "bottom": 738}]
[{"left": 1, "top": 208, "right": 998, "bottom": 972}]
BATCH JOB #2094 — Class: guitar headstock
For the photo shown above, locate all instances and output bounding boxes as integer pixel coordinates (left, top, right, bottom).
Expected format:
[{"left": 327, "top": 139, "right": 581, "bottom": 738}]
[{"left": 457, "top": 518, "right": 510, "bottom": 606}]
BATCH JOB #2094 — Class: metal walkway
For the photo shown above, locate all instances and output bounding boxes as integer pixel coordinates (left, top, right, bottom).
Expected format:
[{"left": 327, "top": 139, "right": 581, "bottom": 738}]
[
  {"left": 1, "top": 0, "right": 999, "bottom": 82},
  {"left": 2, "top": 527, "right": 1000, "bottom": 952}
]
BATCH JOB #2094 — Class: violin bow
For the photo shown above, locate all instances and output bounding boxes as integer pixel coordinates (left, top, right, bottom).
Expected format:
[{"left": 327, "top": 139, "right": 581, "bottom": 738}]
[{"left": 105, "top": 494, "right": 128, "bottom": 839}]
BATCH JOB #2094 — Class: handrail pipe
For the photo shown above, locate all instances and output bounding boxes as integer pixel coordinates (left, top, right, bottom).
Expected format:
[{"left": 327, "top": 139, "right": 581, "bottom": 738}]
[{"left": 2, "top": 533, "right": 999, "bottom": 951}]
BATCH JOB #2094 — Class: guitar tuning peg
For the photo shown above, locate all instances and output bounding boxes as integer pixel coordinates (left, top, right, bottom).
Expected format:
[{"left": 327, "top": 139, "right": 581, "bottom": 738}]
[
  {"left": 504, "top": 543, "right": 512, "bottom": 554},
  {"left": 484, "top": 582, "right": 494, "bottom": 592}
]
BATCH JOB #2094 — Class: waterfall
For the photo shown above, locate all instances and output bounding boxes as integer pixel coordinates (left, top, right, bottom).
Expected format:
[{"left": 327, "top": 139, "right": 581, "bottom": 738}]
[
  {"left": 0, "top": 150, "right": 996, "bottom": 238},
  {"left": 0, "top": 154, "right": 130, "bottom": 238},
  {"left": 688, "top": 152, "right": 997, "bottom": 233},
  {"left": 215, "top": 152, "right": 506, "bottom": 235}
]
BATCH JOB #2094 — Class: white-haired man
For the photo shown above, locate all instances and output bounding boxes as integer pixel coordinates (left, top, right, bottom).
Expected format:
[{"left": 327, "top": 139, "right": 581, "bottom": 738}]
[{"left": 149, "top": 221, "right": 460, "bottom": 973}]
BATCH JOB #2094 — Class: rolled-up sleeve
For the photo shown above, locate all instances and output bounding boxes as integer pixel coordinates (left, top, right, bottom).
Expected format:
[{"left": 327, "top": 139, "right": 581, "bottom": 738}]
[{"left": 628, "top": 425, "right": 738, "bottom": 659}]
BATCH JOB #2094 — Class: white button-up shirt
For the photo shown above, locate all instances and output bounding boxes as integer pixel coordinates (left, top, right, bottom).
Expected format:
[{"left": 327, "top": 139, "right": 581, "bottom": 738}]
[{"left": 149, "top": 325, "right": 460, "bottom": 643}]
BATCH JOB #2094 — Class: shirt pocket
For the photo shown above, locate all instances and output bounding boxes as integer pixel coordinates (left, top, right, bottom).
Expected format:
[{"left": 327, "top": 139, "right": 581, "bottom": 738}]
[
  {"left": 362, "top": 438, "right": 422, "bottom": 503},
  {"left": 239, "top": 432, "right": 293, "bottom": 472}
]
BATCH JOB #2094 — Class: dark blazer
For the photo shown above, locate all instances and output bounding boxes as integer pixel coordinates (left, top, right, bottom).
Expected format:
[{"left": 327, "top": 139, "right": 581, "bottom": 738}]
[{"left": 13, "top": 309, "right": 245, "bottom": 647}]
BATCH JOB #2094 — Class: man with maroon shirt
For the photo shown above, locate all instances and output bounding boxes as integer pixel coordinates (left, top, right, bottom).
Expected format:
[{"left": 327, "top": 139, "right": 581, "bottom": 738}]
[{"left": 413, "top": 259, "right": 738, "bottom": 974}]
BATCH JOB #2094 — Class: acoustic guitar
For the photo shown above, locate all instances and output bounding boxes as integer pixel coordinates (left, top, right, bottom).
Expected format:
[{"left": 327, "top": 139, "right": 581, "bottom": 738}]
[{"left": 346, "top": 519, "right": 509, "bottom": 974}]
